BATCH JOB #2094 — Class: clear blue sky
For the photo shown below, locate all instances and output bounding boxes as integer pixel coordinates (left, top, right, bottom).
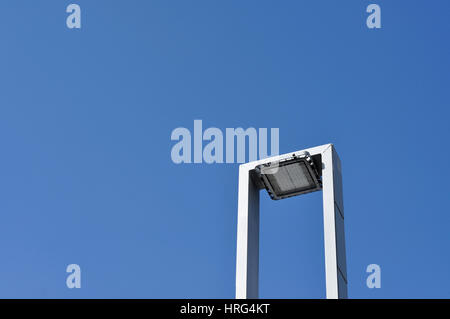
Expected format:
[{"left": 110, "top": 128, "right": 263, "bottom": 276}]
[{"left": 1, "top": 0, "right": 449, "bottom": 298}]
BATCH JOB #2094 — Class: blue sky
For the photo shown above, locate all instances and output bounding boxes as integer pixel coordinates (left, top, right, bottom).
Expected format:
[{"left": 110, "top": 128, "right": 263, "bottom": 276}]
[{"left": 0, "top": 1, "right": 449, "bottom": 298}]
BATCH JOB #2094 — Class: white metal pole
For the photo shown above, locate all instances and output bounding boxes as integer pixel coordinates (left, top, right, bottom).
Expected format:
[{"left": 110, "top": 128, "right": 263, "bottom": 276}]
[
  {"left": 321, "top": 145, "right": 347, "bottom": 298},
  {"left": 236, "top": 164, "right": 260, "bottom": 299}
]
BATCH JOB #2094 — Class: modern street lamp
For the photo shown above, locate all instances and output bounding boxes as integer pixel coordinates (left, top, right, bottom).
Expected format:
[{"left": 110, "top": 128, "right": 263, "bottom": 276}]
[{"left": 235, "top": 143, "right": 347, "bottom": 299}]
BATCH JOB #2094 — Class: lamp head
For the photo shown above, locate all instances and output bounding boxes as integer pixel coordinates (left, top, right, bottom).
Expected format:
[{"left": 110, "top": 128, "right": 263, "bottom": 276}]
[{"left": 255, "top": 152, "right": 322, "bottom": 200}]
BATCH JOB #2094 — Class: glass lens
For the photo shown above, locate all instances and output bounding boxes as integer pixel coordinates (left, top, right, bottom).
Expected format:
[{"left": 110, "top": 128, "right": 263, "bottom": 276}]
[{"left": 265, "top": 162, "right": 314, "bottom": 195}]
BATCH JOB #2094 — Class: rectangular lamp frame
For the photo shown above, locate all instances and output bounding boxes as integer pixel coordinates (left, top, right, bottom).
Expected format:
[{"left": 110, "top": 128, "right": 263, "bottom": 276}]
[{"left": 235, "top": 143, "right": 347, "bottom": 299}]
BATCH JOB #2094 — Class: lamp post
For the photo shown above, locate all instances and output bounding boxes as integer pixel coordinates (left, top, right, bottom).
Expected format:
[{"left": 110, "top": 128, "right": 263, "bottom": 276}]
[{"left": 235, "top": 144, "right": 347, "bottom": 299}]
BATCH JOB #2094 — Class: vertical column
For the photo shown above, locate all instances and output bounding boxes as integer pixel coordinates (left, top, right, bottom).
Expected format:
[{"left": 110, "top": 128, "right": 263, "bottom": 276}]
[
  {"left": 235, "top": 165, "right": 260, "bottom": 299},
  {"left": 321, "top": 145, "right": 348, "bottom": 299}
]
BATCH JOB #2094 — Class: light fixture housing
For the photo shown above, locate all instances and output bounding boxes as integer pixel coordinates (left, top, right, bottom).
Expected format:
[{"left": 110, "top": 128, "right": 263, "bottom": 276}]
[{"left": 255, "top": 152, "right": 322, "bottom": 200}]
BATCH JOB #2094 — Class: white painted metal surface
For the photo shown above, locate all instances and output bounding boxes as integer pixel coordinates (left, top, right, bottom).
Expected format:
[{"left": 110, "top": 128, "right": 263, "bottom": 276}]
[{"left": 235, "top": 143, "right": 347, "bottom": 299}]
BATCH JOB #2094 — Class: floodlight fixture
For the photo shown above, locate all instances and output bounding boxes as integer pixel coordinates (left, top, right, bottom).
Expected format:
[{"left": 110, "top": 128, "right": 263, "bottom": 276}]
[
  {"left": 255, "top": 152, "right": 322, "bottom": 200},
  {"left": 235, "top": 144, "right": 347, "bottom": 299}
]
